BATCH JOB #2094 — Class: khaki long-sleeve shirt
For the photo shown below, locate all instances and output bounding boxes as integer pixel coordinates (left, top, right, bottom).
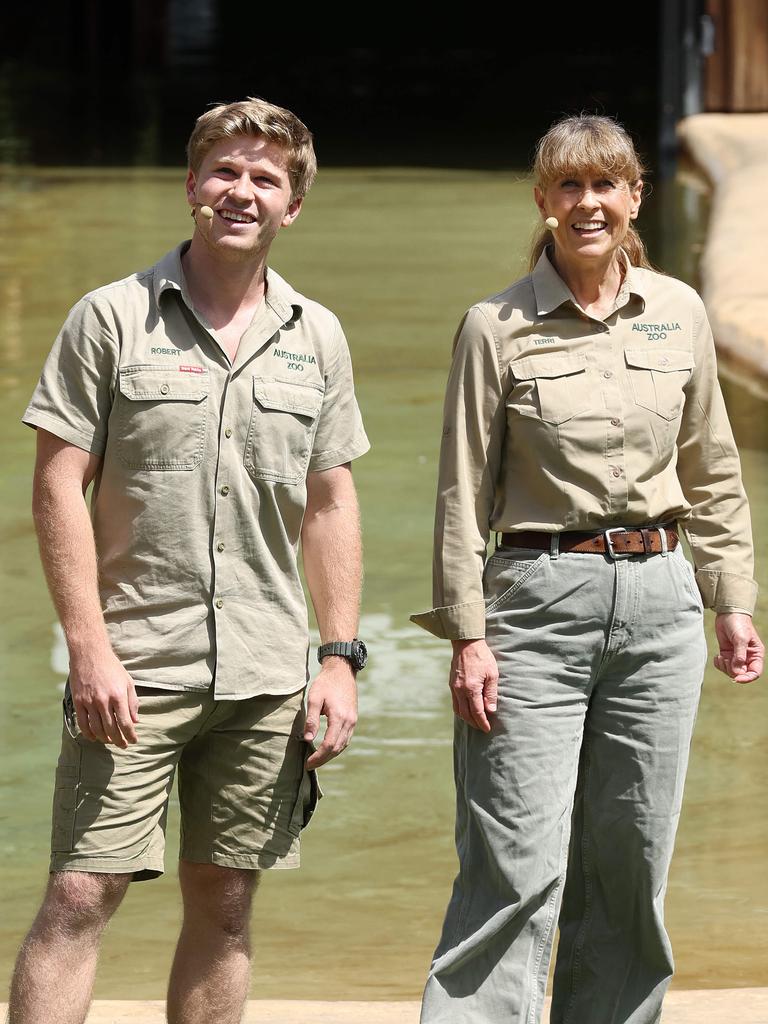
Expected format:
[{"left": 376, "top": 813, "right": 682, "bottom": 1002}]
[{"left": 411, "top": 249, "right": 757, "bottom": 640}]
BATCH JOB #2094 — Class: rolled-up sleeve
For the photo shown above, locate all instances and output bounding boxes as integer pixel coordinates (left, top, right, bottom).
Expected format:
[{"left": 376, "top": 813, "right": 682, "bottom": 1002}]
[
  {"left": 411, "top": 306, "right": 507, "bottom": 639},
  {"left": 676, "top": 301, "right": 758, "bottom": 614}
]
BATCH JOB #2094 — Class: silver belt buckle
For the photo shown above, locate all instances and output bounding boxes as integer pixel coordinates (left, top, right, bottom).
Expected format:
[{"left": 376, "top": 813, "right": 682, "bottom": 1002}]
[{"left": 604, "top": 527, "right": 632, "bottom": 560}]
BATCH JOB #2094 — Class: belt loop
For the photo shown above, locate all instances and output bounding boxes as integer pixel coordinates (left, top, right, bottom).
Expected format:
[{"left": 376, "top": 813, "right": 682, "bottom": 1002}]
[
  {"left": 658, "top": 526, "right": 669, "bottom": 558},
  {"left": 549, "top": 532, "right": 560, "bottom": 560},
  {"left": 494, "top": 530, "right": 501, "bottom": 551}
]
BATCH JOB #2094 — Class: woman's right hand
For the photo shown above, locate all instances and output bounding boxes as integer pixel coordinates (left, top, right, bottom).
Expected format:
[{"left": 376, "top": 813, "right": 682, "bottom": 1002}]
[{"left": 449, "top": 639, "right": 499, "bottom": 732}]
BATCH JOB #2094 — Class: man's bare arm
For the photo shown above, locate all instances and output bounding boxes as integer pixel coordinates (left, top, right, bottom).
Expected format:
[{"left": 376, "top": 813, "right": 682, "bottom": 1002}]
[
  {"left": 300, "top": 463, "right": 362, "bottom": 768},
  {"left": 33, "top": 429, "right": 138, "bottom": 747}
]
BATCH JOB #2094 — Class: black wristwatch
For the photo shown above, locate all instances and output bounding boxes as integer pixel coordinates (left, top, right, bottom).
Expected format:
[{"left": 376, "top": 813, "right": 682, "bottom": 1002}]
[{"left": 317, "top": 639, "right": 368, "bottom": 672}]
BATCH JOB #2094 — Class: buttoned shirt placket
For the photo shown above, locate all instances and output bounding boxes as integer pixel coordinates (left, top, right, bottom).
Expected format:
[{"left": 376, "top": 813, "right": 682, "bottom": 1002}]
[
  {"left": 174, "top": 282, "right": 296, "bottom": 694},
  {"left": 535, "top": 266, "right": 643, "bottom": 523}
]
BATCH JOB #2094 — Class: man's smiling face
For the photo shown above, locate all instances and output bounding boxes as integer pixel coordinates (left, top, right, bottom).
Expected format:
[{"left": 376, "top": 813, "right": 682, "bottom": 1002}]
[{"left": 186, "top": 135, "right": 302, "bottom": 262}]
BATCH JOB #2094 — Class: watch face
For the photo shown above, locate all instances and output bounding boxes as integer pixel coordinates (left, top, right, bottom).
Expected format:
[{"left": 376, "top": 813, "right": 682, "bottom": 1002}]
[{"left": 352, "top": 639, "right": 368, "bottom": 671}]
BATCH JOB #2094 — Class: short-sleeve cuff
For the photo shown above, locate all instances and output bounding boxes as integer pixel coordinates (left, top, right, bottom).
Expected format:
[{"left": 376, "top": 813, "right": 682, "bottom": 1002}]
[
  {"left": 22, "top": 409, "right": 105, "bottom": 456},
  {"left": 409, "top": 600, "right": 486, "bottom": 640},
  {"left": 307, "top": 432, "right": 370, "bottom": 474},
  {"left": 695, "top": 570, "right": 758, "bottom": 616}
]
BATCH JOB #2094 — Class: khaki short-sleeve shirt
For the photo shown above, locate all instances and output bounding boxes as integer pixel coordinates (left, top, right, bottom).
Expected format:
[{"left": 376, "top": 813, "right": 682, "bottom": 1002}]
[
  {"left": 412, "top": 248, "right": 757, "bottom": 640},
  {"left": 24, "top": 243, "right": 370, "bottom": 697}
]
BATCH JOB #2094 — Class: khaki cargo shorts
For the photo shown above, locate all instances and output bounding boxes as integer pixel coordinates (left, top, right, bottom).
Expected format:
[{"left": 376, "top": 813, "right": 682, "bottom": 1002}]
[{"left": 50, "top": 684, "right": 320, "bottom": 880}]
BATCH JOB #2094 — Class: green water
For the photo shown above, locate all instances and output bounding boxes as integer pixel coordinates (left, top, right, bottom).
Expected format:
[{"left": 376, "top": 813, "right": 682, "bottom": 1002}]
[{"left": 0, "top": 168, "right": 766, "bottom": 999}]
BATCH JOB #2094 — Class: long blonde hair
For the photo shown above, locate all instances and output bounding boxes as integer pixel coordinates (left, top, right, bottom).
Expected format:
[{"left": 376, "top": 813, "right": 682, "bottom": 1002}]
[{"left": 529, "top": 114, "right": 652, "bottom": 272}]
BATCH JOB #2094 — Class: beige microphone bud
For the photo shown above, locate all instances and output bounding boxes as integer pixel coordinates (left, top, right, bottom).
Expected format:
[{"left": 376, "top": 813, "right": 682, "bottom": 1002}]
[
  {"left": 200, "top": 206, "right": 214, "bottom": 220},
  {"left": 545, "top": 216, "right": 559, "bottom": 230}
]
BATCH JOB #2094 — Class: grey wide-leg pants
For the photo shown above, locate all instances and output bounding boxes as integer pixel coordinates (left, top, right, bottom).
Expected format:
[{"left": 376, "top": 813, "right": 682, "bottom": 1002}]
[{"left": 421, "top": 541, "right": 707, "bottom": 1024}]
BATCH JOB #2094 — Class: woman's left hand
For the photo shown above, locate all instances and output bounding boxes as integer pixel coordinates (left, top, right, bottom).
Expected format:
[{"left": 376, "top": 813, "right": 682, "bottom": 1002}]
[{"left": 714, "top": 613, "right": 764, "bottom": 683}]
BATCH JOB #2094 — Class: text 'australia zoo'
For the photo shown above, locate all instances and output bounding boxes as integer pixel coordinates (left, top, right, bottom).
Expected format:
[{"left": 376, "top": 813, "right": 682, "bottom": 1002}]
[
  {"left": 273, "top": 348, "right": 317, "bottom": 372},
  {"left": 631, "top": 322, "right": 682, "bottom": 341}
]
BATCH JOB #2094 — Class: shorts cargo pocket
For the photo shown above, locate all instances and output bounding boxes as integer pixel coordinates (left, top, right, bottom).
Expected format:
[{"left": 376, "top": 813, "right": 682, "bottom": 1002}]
[
  {"left": 625, "top": 348, "right": 694, "bottom": 421},
  {"left": 51, "top": 764, "right": 80, "bottom": 853},
  {"left": 288, "top": 749, "right": 322, "bottom": 836},
  {"left": 509, "top": 353, "right": 593, "bottom": 424},
  {"left": 484, "top": 551, "right": 548, "bottom": 614},
  {"left": 117, "top": 365, "right": 209, "bottom": 470},
  {"left": 245, "top": 377, "right": 324, "bottom": 485}
]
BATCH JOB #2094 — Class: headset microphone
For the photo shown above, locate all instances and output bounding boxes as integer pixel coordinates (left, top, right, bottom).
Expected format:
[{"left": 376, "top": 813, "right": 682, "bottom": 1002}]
[{"left": 190, "top": 204, "right": 214, "bottom": 230}]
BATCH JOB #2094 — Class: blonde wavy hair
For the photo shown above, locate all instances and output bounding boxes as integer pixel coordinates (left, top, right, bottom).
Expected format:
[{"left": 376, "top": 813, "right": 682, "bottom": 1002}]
[
  {"left": 529, "top": 114, "right": 652, "bottom": 272},
  {"left": 186, "top": 97, "right": 317, "bottom": 200}
]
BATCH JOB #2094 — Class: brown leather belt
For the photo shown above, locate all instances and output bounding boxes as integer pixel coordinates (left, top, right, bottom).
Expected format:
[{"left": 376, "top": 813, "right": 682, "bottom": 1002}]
[{"left": 499, "top": 526, "right": 679, "bottom": 558}]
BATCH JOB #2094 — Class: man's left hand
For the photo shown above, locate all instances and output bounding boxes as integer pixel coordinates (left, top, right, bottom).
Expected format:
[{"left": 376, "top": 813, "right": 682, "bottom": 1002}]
[
  {"left": 303, "top": 657, "right": 358, "bottom": 768},
  {"left": 714, "top": 613, "right": 764, "bottom": 683}
]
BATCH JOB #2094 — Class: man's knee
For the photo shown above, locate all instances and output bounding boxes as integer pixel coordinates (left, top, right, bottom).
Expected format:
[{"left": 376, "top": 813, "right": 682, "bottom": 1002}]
[
  {"left": 178, "top": 862, "right": 260, "bottom": 935},
  {"left": 38, "top": 871, "right": 130, "bottom": 937}
]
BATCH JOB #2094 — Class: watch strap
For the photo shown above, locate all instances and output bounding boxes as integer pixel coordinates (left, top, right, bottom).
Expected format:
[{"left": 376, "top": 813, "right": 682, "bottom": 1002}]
[{"left": 318, "top": 641, "right": 355, "bottom": 662}]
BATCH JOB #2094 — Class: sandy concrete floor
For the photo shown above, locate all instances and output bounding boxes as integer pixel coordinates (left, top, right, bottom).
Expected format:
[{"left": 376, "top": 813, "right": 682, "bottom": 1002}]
[
  {"left": 678, "top": 113, "right": 768, "bottom": 383},
  {"left": 3, "top": 989, "right": 766, "bottom": 1022}
]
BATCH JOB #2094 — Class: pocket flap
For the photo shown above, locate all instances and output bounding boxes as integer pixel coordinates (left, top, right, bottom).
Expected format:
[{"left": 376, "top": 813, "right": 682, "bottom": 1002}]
[
  {"left": 625, "top": 348, "right": 695, "bottom": 372},
  {"left": 119, "top": 365, "right": 209, "bottom": 401},
  {"left": 511, "top": 353, "right": 588, "bottom": 380},
  {"left": 253, "top": 377, "right": 324, "bottom": 418}
]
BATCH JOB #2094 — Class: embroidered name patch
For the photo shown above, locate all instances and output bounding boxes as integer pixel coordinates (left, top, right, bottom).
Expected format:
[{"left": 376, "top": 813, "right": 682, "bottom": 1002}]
[
  {"left": 631, "top": 322, "right": 681, "bottom": 340},
  {"left": 273, "top": 347, "right": 317, "bottom": 373}
]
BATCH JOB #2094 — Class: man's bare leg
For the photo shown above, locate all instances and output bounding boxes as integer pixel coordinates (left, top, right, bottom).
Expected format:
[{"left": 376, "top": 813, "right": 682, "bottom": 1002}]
[
  {"left": 167, "top": 862, "right": 259, "bottom": 1024},
  {"left": 8, "top": 871, "right": 130, "bottom": 1024}
]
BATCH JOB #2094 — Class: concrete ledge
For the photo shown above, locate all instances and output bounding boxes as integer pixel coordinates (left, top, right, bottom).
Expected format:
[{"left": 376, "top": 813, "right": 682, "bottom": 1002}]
[
  {"left": 2, "top": 989, "right": 765, "bottom": 1022},
  {"left": 677, "top": 113, "right": 768, "bottom": 383}
]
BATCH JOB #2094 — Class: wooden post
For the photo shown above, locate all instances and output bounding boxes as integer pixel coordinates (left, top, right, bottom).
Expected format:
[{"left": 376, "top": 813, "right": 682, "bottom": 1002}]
[{"left": 705, "top": 0, "right": 768, "bottom": 110}]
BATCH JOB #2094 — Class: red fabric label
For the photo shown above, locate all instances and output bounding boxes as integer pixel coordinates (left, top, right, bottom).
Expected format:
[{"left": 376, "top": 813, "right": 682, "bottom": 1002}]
[{"left": 179, "top": 365, "right": 204, "bottom": 374}]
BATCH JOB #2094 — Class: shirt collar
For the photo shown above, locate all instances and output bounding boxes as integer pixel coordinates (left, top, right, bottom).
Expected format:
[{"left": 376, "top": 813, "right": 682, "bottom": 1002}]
[
  {"left": 152, "top": 242, "right": 303, "bottom": 325},
  {"left": 618, "top": 255, "right": 647, "bottom": 312},
  {"left": 531, "top": 245, "right": 647, "bottom": 317}
]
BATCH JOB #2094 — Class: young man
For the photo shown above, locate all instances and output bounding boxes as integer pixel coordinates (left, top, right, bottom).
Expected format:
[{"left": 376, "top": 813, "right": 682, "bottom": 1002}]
[{"left": 10, "top": 97, "right": 369, "bottom": 1024}]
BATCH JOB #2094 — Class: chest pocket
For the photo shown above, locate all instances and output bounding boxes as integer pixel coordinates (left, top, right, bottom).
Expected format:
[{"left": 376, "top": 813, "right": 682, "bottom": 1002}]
[
  {"left": 508, "top": 353, "right": 592, "bottom": 425},
  {"left": 245, "top": 377, "right": 324, "bottom": 485},
  {"left": 625, "top": 348, "right": 694, "bottom": 420},
  {"left": 116, "top": 366, "right": 209, "bottom": 470}
]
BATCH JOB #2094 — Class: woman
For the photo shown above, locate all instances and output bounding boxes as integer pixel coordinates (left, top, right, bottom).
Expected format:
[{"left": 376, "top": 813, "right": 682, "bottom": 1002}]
[{"left": 411, "top": 115, "right": 764, "bottom": 1024}]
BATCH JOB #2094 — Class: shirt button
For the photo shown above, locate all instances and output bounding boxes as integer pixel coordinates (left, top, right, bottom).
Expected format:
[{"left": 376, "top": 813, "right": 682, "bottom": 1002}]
[
  {"left": 611, "top": 417, "right": 621, "bottom": 427},
  {"left": 612, "top": 467, "right": 622, "bottom": 478},
  {"left": 217, "top": 542, "right": 225, "bottom": 552},
  {"left": 659, "top": 357, "right": 669, "bottom": 366},
  {"left": 603, "top": 370, "right": 613, "bottom": 379},
  {"left": 224, "top": 428, "right": 232, "bottom": 438},
  {"left": 215, "top": 598, "right": 223, "bottom": 609},
  {"left": 220, "top": 485, "right": 229, "bottom": 496},
  {"left": 160, "top": 383, "right": 170, "bottom": 395}
]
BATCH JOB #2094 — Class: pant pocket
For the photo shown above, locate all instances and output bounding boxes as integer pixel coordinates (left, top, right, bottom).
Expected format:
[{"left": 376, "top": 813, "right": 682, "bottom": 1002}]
[
  {"left": 484, "top": 552, "right": 548, "bottom": 615},
  {"left": 672, "top": 551, "right": 704, "bottom": 612},
  {"left": 51, "top": 763, "right": 80, "bottom": 853}
]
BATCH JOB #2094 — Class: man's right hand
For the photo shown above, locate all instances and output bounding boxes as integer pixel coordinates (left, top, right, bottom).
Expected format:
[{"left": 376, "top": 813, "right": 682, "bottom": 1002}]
[
  {"left": 69, "top": 649, "right": 140, "bottom": 748},
  {"left": 449, "top": 638, "right": 499, "bottom": 733}
]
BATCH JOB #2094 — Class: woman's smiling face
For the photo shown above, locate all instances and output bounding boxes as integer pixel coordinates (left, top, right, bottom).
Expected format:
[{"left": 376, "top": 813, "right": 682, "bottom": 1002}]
[{"left": 534, "top": 171, "right": 642, "bottom": 265}]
